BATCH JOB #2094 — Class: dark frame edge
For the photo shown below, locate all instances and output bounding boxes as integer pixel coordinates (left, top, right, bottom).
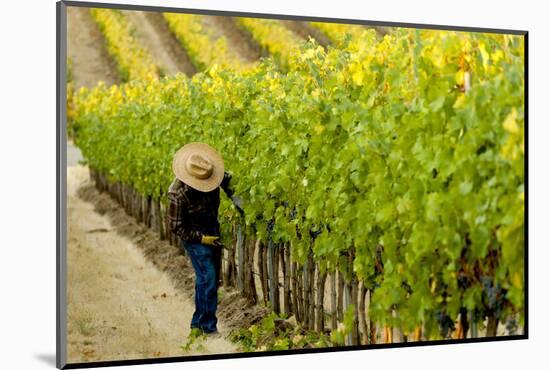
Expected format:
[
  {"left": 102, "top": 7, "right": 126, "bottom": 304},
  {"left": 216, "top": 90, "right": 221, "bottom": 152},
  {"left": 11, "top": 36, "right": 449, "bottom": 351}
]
[
  {"left": 62, "top": 0, "right": 527, "bottom": 36},
  {"left": 523, "top": 32, "right": 529, "bottom": 339},
  {"left": 57, "top": 1, "right": 68, "bottom": 369},
  {"left": 63, "top": 335, "right": 527, "bottom": 369}
]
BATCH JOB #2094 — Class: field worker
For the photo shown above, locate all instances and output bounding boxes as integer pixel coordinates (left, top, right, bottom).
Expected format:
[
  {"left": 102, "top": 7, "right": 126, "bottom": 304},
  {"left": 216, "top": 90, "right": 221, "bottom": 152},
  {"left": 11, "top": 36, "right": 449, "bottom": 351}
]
[{"left": 167, "top": 142, "right": 242, "bottom": 335}]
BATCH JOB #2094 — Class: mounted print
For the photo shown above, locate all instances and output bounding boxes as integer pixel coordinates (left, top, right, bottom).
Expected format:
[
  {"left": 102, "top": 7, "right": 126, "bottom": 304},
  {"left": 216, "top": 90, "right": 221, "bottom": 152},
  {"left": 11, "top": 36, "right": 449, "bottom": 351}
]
[{"left": 56, "top": 0, "right": 527, "bottom": 368}]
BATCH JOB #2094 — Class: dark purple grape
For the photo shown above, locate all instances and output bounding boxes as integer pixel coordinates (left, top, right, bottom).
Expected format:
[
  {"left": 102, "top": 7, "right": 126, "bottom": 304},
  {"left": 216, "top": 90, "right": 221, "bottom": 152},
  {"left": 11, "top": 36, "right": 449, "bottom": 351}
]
[
  {"left": 457, "top": 272, "right": 469, "bottom": 289},
  {"left": 436, "top": 310, "right": 455, "bottom": 338},
  {"left": 505, "top": 316, "right": 518, "bottom": 335}
]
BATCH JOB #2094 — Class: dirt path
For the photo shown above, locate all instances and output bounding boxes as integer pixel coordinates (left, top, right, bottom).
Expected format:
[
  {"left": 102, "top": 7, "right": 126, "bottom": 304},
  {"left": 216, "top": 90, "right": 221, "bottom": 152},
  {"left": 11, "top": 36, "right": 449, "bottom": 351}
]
[
  {"left": 67, "top": 141, "right": 83, "bottom": 166},
  {"left": 123, "top": 10, "right": 196, "bottom": 77},
  {"left": 201, "top": 15, "right": 262, "bottom": 64},
  {"left": 67, "top": 7, "right": 119, "bottom": 89},
  {"left": 281, "top": 20, "right": 332, "bottom": 48},
  {"left": 368, "top": 25, "right": 390, "bottom": 36},
  {"left": 67, "top": 165, "right": 237, "bottom": 363}
]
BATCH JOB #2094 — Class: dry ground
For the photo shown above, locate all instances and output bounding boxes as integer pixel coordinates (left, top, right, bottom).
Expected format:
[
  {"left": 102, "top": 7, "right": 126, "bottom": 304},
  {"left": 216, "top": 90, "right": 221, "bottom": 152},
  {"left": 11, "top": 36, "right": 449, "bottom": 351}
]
[
  {"left": 123, "top": 10, "right": 196, "bottom": 76},
  {"left": 67, "top": 7, "right": 119, "bottom": 89},
  {"left": 67, "top": 165, "right": 238, "bottom": 363}
]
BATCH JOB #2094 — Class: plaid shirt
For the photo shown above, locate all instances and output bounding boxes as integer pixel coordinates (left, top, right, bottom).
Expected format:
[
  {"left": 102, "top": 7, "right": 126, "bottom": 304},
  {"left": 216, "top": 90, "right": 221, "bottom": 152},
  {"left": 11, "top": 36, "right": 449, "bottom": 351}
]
[{"left": 167, "top": 172, "right": 234, "bottom": 243}]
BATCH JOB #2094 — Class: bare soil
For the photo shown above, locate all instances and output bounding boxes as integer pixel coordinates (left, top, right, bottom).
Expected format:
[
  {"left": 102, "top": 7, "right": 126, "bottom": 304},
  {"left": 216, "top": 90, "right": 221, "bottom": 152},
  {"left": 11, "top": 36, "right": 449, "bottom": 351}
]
[
  {"left": 201, "top": 15, "right": 262, "bottom": 63},
  {"left": 280, "top": 20, "right": 332, "bottom": 48},
  {"left": 368, "top": 25, "right": 391, "bottom": 36},
  {"left": 67, "top": 7, "right": 119, "bottom": 89},
  {"left": 122, "top": 10, "right": 197, "bottom": 77},
  {"left": 67, "top": 141, "right": 83, "bottom": 166},
  {"left": 67, "top": 165, "right": 268, "bottom": 363},
  {"left": 67, "top": 164, "right": 270, "bottom": 362},
  {"left": 78, "top": 175, "right": 269, "bottom": 331}
]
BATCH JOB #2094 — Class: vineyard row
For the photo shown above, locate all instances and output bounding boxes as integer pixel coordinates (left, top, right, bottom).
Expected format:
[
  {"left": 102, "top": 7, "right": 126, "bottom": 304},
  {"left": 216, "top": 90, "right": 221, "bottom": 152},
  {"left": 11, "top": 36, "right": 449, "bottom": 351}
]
[
  {"left": 90, "top": 169, "right": 492, "bottom": 344},
  {"left": 71, "top": 29, "right": 525, "bottom": 341},
  {"left": 88, "top": 8, "right": 384, "bottom": 79}
]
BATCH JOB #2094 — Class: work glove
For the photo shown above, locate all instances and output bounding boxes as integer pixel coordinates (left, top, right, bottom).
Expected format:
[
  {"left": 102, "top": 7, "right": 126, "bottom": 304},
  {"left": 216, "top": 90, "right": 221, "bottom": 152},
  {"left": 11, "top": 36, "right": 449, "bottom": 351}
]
[{"left": 201, "top": 235, "right": 222, "bottom": 247}]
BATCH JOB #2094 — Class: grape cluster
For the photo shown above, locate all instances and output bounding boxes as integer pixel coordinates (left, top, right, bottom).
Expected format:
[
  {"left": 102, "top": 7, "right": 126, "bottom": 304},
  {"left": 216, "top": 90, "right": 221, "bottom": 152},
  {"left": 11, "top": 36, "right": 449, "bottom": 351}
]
[
  {"left": 267, "top": 219, "right": 275, "bottom": 235},
  {"left": 401, "top": 280, "right": 413, "bottom": 294},
  {"left": 481, "top": 276, "right": 506, "bottom": 318},
  {"left": 435, "top": 310, "right": 455, "bottom": 338},
  {"left": 505, "top": 316, "right": 518, "bottom": 335},
  {"left": 457, "top": 271, "right": 470, "bottom": 290},
  {"left": 309, "top": 227, "right": 322, "bottom": 240}
]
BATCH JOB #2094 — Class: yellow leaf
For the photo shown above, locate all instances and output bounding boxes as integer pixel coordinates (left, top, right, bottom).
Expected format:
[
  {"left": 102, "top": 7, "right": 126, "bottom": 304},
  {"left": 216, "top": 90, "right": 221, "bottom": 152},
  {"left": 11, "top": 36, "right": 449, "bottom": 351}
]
[
  {"left": 521, "top": 141, "right": 524, "bottom": 153},
  {"left": 313, "top": 124, "right": 326, "bottom": 134},
  {"left": 502, "top": 108, "right": 518, "bottom": 134},
  {"left": 453, "top": 95, "right": 466, "bottom": 109},
  {"left": 500, "top": 140, "right": 517, "bottom": 160},
  {"left": 301, "top": 48, "right": 315, "bottom": 61},
  {"left": 512, "top": 272, "right": 522, "bottom": 288},
  {"left": 455, "top": 70, "right": 464, "bottom": 85},
  {"left": 491, "top": 50, "right": 504, "bottom": 63},
  {"left": 352, "top": 68, "right": 364, "bottom": 86},
  {"left": 349, "top": 62, "right": 365, "bottom": 86},
  {"left": 311, "top": 88, "right": 321, "bottom": 99},
  {"left": 479, "top": 43, "right": 490, "bottom": 69}
]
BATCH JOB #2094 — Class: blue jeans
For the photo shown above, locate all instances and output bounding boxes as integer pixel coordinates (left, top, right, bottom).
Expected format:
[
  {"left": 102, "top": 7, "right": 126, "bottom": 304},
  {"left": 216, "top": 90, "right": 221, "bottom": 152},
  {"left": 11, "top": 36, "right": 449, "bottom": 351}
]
[{"left": 181, "top": 241, "right": 221, "bottom": 333}]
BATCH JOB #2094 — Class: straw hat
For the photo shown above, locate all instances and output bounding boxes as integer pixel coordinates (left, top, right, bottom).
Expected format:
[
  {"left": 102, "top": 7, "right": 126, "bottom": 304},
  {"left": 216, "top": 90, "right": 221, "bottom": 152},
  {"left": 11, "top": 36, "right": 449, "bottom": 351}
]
[{"left": 172, "top": 142, "right": 225, "bottom": 192}]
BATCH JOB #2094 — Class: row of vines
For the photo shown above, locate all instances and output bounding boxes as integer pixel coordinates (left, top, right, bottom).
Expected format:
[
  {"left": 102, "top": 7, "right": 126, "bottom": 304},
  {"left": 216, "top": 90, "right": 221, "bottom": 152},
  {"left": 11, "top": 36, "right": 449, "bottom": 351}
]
[
  {"left": 90, "top": 9, "right": 159, "bottom": 81},
  {"left": 88, "top": 8, "right": 378, "bottom": 77},
  {"left": 163, "top": 13, "right": 256, "bottom": 72},
  {"left": 70, "top": 27, "right": 525, "bottom": 344}
]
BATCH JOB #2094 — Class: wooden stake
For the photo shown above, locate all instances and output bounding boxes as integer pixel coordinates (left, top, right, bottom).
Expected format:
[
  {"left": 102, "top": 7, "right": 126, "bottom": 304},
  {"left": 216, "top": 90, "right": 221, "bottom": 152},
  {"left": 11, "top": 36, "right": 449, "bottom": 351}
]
[
  {"left": 351, "top": 276, "right": 359, "bottom": 345},
  {"left": 128, "top": 186, "right": 133, "bottom": 215},
  {"left": 143, "top": 196, "right": 150, "bottom": 228},
  {"left": 262, "top": 242, "right": 269, "bottom": 304},
  {"left": 244, "top": 236, "right": 251, "bottom": 298},
  {"left": 258, "top": 240, "right": 266, "bottom": 302},
  {"left": 370, "top": 319, "right": 377, "bottom": 344},
  {"left": 224, "top": 223, "right": 236, "bottom": 288},
  {"left": 337, "top": 271, "right": 344, "bottom": 322},
  {"left": 368, "top": 289, "right": 377, "bottom": 344},
  {"left": 413, "top": 326, "right": 422, "bottom": 341},
  {"left": 296, "top": 264, "right": 304, "bottom": 324},
  {"left": 159, "top": 201, "right": 166, "bottom": 240},
  {"left": 383, "top": 326, "right": 393, "bottom": 343},
  {"left": 330, "top": 272, "right": 337, "bottom": 330},
  {"left": 292, "top": 262, "right": 302, "bottom": 323},
  {"left": 453, "top": 318, "right": 464, "bottom": 339},
  {"left": 237, "top": 224, "right": 245, "bottom": 293},
  {"left": 343, "top": 281, "right": 352, "bottom": 345},
  {"left": 303, "top": 257, "right": 310, "bottom": 328},
  {"left": 459, "top": 308, "right": 470, "bottom": 339},
  {"left": 358, "top": 281, "right": 368, "bottom": 345},
  {"left": 308, "top": 255, "right": 315, "bottom": 330},
  {"left": 246, "top": 239, "right": 258, "bottom": 304},
  {"left": 273, "top": 242, "right": 280, "bottom": 314},
  {"left": 282, "top": 243, "right": 291, "bottom": 315},
  {"left": 267, "top": 238, "right": 275, "bottom": 311},
  {"left": 315, "top": 268, "right": 327, "bottom": 333},
  {"left": 486, "top": 315, "right": 499, "bottom": 337}
]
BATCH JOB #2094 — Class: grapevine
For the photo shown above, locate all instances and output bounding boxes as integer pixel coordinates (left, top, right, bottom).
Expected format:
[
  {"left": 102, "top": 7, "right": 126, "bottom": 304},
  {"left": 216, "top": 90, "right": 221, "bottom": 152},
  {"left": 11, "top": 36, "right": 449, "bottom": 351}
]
[
  {"left": 309, "top": 22, "right": 371, "bottom": 45},
  {"left": 71, "top": 29, "right": 525, "bottom": 340},
  {"left": 90, "top": 8, "right": 159, "bottom": 81},
  {"left": 234, "top": 17, "right": 304, "bottom": 70},
  {"left": 163, "top": 13, "right": 256, "bottom": 72}
]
